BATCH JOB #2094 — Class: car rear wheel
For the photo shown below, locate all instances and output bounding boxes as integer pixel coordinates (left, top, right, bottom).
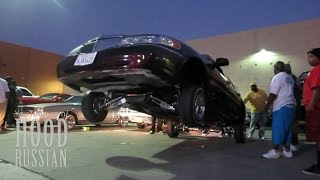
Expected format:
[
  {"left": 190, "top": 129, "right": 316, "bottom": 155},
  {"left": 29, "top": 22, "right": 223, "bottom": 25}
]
[
  {"left": 82, "top": 91, "right": 108, "bottom": 123},
  {"left": 179, "top": 85, "right": 206, "bottom": 125},
  {"left": 136, "top": 123, "right": 145, "bottom": 129},
  {"left": 167, "top": 120, "right": 179, "bottom": 138}
]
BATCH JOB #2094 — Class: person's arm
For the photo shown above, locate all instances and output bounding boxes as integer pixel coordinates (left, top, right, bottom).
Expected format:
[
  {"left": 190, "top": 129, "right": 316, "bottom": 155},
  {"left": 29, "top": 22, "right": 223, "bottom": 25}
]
[
  {"left": 306, "top": 87, "right": 320, "bottom": 112},
  {"left": 265, "top": 93, "right": 277, "bottom": 110},
  {"left": 5, "top": 92, "right": 9, "bottom": 100},
  {"left": 242, "top": 92, "right": 250, "bottom": 104}
]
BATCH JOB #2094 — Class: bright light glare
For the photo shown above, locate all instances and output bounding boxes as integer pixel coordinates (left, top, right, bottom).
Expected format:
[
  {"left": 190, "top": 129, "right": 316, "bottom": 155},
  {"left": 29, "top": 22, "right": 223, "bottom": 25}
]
[{"left": 252, "top": 49, "right": 277, "bottom": 63}]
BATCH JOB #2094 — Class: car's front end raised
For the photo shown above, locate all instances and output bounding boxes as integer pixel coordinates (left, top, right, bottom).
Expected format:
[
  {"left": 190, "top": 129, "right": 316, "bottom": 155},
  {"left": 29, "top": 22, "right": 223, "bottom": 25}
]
[{"left": 57, "top": 34, "right": 187, "bottom": 93}]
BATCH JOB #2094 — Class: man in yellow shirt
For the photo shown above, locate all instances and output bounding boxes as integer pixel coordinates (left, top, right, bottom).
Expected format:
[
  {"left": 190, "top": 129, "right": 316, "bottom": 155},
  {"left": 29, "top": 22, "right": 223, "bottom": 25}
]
[{"left": 243, "top": 83, "right": 269, "bottom": 139}]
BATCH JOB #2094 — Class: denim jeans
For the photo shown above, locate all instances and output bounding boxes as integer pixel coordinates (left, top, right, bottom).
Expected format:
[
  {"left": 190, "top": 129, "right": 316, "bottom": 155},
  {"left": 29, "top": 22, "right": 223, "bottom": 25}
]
[{"left": 247, "top": 112, "right": 267, "bottom": 138}]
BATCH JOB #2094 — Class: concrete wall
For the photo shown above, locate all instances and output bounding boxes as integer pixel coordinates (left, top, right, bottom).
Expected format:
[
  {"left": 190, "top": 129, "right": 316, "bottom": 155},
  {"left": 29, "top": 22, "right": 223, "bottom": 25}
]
[
  {"left": 186, "top": 18, "right": 320, "bottom": 97},
  {"left": 0, "top": 41, "right": 64, "bottom": 95}
]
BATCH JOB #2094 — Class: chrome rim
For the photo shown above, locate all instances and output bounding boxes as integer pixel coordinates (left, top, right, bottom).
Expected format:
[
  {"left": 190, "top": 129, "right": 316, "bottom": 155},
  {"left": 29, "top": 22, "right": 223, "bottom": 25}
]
[
  {"left": 65, "top": 115, "right": 76, "bottom": 129},
  {"left": 194, "top": 89, "right": 205, "bottom": 121},
  {"left": 119, "top": 119, "right": 128, "bottom": 127}
]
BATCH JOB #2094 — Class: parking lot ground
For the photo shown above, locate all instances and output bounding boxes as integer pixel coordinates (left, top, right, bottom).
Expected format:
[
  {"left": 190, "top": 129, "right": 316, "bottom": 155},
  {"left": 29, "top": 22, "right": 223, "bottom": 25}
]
[{"left": 0, "top": 125, "right": 318, "bottom": 180}]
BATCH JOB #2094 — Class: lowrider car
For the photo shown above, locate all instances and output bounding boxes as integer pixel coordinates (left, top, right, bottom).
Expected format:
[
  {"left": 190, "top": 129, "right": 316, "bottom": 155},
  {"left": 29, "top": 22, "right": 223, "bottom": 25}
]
[
  {"left": 16, "top": 95, "right": 119, "bottom": 129},
  {"left": 57, "top": 34, "right": 246, "bottom": 143}
]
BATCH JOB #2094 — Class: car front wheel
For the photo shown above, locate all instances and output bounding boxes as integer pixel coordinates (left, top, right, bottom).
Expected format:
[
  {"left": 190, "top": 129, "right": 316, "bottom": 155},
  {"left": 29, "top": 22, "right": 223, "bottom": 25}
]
[
  {"left": 167, "top": 120, "right": 179, "bottom": 138},
  {"left": 136, "top": 123, "right": 145, "bottom": 129},
  {"left": 82, "top": 91, "right": 108, "bottom": 123},
  {"left": 65, "top": 114, "right": 77, "bottom": 130},
  {"left": 118, "top": 118, "right": 128, "bottom": 127}
]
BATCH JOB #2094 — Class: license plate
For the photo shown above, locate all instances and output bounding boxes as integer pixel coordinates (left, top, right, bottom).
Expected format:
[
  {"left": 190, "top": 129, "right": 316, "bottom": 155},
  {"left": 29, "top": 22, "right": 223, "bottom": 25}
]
[{"left": 74, "top": 52, "right": 97, "bottom": 66}]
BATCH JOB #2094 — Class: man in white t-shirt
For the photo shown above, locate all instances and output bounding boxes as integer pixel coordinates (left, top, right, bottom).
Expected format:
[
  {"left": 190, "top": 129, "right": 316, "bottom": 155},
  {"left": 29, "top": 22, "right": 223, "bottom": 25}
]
[
  {"left": 262, "top": 61, "right": 296, "bottom": 159},
  {"left": 0, "top": 78, "right": 10, "bottom": 131}
]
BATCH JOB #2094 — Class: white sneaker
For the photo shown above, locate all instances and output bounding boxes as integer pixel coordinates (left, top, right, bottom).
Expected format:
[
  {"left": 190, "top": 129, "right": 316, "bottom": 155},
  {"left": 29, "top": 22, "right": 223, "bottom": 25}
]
[
  {"left": 282, "top": 148, "right": 293, "bottom": 158},
  {"left": 290, "top": 144, "right": 298, "bottom": 152},
  {"left": 263, "top": 149, "right": 280, "bottom": 159}
]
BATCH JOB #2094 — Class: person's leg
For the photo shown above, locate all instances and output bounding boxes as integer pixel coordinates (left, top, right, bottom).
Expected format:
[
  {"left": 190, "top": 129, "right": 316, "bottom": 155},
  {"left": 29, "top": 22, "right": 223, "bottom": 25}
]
[
  {"left": 317, "top": 142, "right": 320, "bottom": 167},
  {"left": 150, "top": 115, "right": 156, "bottom": 134},
  {"left": 247, "top": 113, "right": 259, "bottom": 138},
  {"left": 258, "top": 112, "right": 267, "bottom": 139},
  {"left": 156, "top": 118, "right": 163, "bottom": 132},
  {"left": 291, "top": 108, "right": 300, "bottom": 146},
  {"left": 271, "top": 109, "right": 284, "bottom": 150},
  {"left": 263, "top": 109, "right": 282, "bottom": 159},
  {"left": 283, "top": 107, "right": 296, "bottom": 151},
  {"left": 302, "top": 110, "right": 320, "bottom": 175}
]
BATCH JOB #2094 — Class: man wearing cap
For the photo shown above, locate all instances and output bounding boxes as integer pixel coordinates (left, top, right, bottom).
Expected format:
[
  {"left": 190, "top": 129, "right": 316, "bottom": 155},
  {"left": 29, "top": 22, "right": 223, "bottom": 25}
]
[
  {"left": 243, "top": 83, "right": 268, "bottom": 139},
  {"left": 302, "top": 48, "right": 320, "bottom": 176}
]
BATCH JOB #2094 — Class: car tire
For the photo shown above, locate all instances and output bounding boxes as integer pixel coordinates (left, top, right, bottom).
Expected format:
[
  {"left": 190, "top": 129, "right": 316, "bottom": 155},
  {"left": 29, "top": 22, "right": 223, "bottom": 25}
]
[
  {"left": 118, "top": 118, "right": 128, "bottom": 127},
  {"left": 65, "top": 114, "right": 77, "bottom": 130},
  {"left": 82, "top": 91, "right": 108, "bottom": 123},
  {"left": 136, "top": 123, "right": 145, "bottom": 129},
  {"left": 167, "top": 120, "right": 179, "bottom": 138},
  {"left": 233, "top": 102, "right": 246, "bottom": 144},
  {"left": 179, "top": 85, "right": 206, "bottom": 125}
]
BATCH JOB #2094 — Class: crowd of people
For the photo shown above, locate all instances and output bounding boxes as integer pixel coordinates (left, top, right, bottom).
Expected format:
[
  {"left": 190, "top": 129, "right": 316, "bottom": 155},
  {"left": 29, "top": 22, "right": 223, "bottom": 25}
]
[{"left": 242, "top": 48, "right": 320, "bottom": 176}]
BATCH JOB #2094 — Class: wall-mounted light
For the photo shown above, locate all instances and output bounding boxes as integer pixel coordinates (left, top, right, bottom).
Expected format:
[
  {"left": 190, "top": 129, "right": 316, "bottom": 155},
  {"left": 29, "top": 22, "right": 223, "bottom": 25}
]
[{"left": 252, "top": 49, "right": 277, "bottom": 63}]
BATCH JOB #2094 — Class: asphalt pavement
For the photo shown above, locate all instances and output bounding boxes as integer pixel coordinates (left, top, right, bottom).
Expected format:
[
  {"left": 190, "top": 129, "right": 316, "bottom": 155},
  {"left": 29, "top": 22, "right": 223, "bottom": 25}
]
[{"left": 0, "top": 125, "right": 318, "bottom": 180}]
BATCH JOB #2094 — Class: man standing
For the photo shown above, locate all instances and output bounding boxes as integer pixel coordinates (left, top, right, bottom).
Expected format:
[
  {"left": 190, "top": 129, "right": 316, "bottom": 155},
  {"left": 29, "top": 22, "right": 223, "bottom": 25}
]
[
  {"left": 263, "top": 61, "right": 296, "bottom": 159},
  {"left": 243, "top": 83, "right": 268, "bottom": 139},
  {"left": 284, "top": 64, "right": 301, "bottom": 151},
  {"left": 302, "top": 48, "right": 320, "bottom": 176},
  {"left": 150, "top": 115, "right": 163, "bottom": 134},
  {"left": 3, "top": 76, "right": 19, "bottom": 127},
  {"left": 0, "top": 77, "right": 10, "bottom": 131}
]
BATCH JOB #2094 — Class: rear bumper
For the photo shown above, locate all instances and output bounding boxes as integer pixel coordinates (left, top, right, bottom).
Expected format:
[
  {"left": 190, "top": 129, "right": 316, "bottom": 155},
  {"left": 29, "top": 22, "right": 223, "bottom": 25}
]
[{"left": 57, "top": 45, "right": 184, "bottom": 92}]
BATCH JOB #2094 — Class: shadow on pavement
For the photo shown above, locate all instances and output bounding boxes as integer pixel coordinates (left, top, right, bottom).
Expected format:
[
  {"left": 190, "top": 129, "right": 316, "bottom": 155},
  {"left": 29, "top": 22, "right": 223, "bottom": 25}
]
[{"left": 106, "top": 136, "right": 318, "bottom": 180}]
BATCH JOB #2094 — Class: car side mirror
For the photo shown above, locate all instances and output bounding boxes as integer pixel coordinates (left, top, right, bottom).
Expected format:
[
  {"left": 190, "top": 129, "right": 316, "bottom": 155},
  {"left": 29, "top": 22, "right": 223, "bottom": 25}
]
[{"left": 215, "top": 58, "right": 229, "bottom": 66}]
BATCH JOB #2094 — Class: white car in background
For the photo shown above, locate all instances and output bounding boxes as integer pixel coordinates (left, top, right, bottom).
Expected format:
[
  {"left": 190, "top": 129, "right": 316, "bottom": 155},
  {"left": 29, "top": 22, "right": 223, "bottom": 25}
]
[
  {"left": 117, "top": 107, "right": 152, "bottom": 129},
  {"left": 17, "top": 86, "right": 37, "bottom": 97}
]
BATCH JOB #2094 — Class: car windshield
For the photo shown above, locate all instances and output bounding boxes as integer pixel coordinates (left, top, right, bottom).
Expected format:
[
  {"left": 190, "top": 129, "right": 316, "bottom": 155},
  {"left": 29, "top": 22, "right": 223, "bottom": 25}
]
[
  {"left": 64, "top": 96, "right": 83, "bottom": 103},
  {"left": 67, "top": 41, "right": 96, "bottom": 56},
  {"left": 20, "top": 88, "right": 33, "bottom": 96}
]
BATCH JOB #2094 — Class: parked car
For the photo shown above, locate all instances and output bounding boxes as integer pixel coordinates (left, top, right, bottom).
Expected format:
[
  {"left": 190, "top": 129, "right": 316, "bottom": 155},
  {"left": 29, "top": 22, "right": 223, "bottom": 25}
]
[
  {"left": 117, "top": 107, "right": 152, "bottom": 128},
  {"left": 57, "top": 34, "right": 246, "bottom": 143},
  {"left": 19, "top": 93, "right": 72, "bottom": 105},
  {"left": 17, "top": 86, "right": 36, "bottom": 97},
  {"left": 15, "top": 95, "right": 119, "bottom": 129}
]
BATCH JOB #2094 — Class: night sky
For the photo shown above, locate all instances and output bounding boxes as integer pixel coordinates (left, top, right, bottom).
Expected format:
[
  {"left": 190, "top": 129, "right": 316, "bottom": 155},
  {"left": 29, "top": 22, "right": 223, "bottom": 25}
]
[{"left": 0, "top": 0, "right": 320, "bottom": 55}]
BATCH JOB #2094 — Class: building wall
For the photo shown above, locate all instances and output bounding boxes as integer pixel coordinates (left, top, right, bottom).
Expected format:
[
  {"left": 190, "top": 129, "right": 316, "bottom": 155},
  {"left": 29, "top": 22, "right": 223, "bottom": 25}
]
[
  {"left": 0, "top": 41, "right": 64, "bottom": 95},
  {"left": 186, "top": 18, "right": 320, "bottom": 97}
]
